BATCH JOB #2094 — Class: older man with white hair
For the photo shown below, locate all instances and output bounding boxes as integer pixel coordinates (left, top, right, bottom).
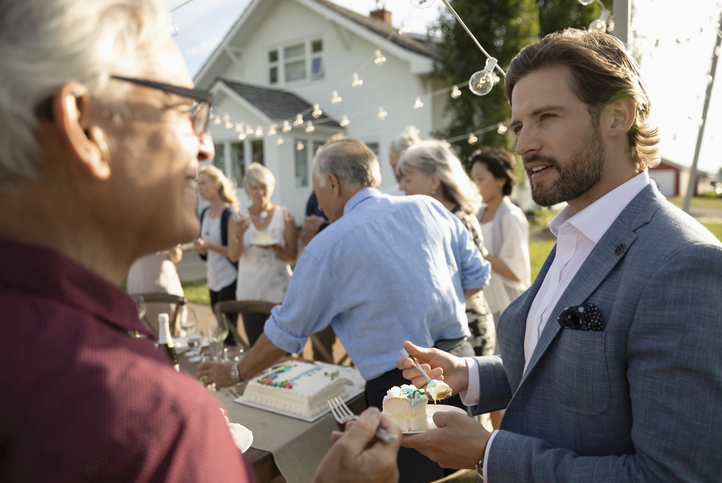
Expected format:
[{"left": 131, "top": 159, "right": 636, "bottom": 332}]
[{"left": 0, "top": 1, "right": 402, "bottom": 481}]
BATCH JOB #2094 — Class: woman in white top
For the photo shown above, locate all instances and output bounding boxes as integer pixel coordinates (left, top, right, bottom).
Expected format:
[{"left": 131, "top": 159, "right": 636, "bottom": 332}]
[
  {"left": 228, "top": 163, "right": 298, "bottom": 346},
  {"left": 193, "top": 164, "right": 240, "bottom": 341},
  {"left": 469, "top": 146, "right": 531, "bottom": 325}
]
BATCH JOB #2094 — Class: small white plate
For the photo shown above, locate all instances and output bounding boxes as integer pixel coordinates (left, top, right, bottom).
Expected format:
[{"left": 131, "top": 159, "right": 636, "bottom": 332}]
[
  {"left": 229, "top": 422, "right": 253, "bottom": 453},
  {"left": 402, "top": 405, "right": 468, "bottom": 434}
]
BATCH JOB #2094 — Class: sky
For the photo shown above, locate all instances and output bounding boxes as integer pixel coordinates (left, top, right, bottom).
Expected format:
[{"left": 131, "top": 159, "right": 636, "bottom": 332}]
[{"left": 166, "top": 0, "right": 721, "bottom": 176}]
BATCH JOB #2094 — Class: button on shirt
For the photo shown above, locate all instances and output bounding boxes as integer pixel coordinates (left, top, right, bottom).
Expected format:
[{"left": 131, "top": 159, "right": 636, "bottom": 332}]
[
  {"left": 264, "top": 188, "right": 490, "bottom": 381},
  {"left": 463, "top": 171, "right": 650, "bottom": 482}
]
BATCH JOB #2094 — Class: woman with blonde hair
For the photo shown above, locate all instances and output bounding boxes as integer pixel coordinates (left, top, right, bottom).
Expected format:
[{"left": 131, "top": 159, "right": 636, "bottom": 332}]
[
  {"left": 193, "top": 164, "right": 240, "bottom": 341},
  {"left": 398, "top": 140, "right": 496, "bottom": 356},
  {"left": 228, "top": 163, "right": 298, "bottom": 346}
]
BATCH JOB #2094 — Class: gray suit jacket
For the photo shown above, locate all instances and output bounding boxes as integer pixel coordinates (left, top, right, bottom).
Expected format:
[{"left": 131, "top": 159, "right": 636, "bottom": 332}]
[{"left": 475, "top": 183, "right": 722, "bottom": 482}]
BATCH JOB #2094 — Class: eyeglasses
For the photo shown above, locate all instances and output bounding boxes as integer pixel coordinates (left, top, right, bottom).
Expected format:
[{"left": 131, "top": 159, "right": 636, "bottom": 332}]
[{"left": 111, "top": 75, "right": 213, "bottom": 135}]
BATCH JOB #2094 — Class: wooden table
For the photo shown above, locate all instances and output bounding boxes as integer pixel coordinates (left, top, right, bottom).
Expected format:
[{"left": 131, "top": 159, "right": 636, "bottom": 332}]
[{"left": 179, "top": 351, "right": 366, "bottom": 483}]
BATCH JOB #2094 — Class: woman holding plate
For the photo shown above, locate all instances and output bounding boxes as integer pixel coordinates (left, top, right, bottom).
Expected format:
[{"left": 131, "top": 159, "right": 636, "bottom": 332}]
[{"left": 228, "top": 163, "right": 298, "bottom": 346}]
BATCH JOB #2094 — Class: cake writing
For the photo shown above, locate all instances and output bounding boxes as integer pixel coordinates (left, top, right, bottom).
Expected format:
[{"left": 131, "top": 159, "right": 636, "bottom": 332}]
[{"left": 255, "top": 363, "right": 336, "bottom": 390}]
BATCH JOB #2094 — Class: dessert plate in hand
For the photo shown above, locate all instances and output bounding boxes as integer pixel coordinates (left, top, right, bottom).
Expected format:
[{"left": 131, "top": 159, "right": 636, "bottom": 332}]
[
  {"left": 403, "top": 405, "right": 468, "bottom": 434},
  {"left": 229, "top": 422, "right": 253, "bottom": 453}
]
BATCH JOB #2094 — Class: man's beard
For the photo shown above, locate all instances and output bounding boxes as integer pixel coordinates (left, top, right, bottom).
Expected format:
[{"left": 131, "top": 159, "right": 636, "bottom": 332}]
[{"left": 525, "top": 121, "right": 606, "bottom": 207}]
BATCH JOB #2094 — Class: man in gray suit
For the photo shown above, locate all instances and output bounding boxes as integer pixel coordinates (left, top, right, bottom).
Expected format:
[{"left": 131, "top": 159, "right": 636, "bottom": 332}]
[{"left": 399, "top": 29, "right": 722, "bottom": 482}]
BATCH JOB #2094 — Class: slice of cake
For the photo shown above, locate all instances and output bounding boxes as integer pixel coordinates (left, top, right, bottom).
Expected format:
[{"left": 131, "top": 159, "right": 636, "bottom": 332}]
[
  {"left": 243, "top": 362, "right": 347, "bottom": 418},
  {"left": 254, "top": 232, "right": 274, "bottom": 245},
  {"left": 382, "top": 385, "right": 428, "bottom": 432}
]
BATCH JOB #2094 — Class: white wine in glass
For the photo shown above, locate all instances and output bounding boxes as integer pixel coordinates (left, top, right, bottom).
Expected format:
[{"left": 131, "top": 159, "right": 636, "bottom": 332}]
[{"left": 209, "top": 315, "right": 229, "bottom": 361}]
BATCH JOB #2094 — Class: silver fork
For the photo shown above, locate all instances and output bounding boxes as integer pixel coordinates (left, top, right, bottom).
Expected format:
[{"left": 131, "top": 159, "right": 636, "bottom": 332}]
[{"left": 327, "top": 397, "right": 398, "bottom": 443}]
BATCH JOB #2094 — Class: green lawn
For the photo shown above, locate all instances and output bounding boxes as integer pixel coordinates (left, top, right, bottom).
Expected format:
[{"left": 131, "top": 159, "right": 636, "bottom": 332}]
[{"left": 667, "top": 195, "right": 722, "bottom": 210}]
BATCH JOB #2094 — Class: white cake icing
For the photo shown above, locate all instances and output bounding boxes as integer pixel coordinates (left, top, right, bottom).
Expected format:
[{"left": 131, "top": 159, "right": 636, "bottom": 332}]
[
  {"left": 243, "top": 362, "right": 347, "bottom": 418},
  {"left": 382, "top": 385, "right": 428, "bottom": 432},
  {"left": 254, "top": 232, "right": 274, "bottom": 245}
]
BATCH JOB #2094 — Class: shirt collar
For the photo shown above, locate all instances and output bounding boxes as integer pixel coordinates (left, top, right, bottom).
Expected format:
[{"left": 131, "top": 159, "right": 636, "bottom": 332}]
[
  {"left": 550, "top": 170, "right": 650, "bottom": 242},
  {"left": 0, "top": 236, "right": 155, "bottom": 338},
  {"left": 344, "top": 187, "right": 381, "bottom": 215}
]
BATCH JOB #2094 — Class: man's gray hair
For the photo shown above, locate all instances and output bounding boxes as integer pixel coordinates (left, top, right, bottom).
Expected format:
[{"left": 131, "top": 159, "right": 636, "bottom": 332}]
[
  {"left": 313, "top": 138, "right": 381, "bottom": 189},
  {"left": 389, "top": 126, "right": 421, "bottom": 156},
  {"left": 0, "top": 0, "right": 170, "bottom": 191}
]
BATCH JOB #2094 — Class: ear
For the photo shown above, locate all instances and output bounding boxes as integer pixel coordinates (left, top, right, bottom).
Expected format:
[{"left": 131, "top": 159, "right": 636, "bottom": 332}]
[
  {"left": 430, "top": 172, "right": 442, "bottom": 192},
  {"left": 53, "top": 81, "right": 111, "bottom": 180},
  {"left": 607, "top": 97, "right": 636, "bottom": 138},
  {"left": 327, "top": 173, "right": 341, "bottom": 197}
]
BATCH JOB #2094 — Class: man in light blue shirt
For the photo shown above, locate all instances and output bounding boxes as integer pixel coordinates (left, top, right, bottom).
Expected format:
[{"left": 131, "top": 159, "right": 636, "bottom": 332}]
[{"left": 199, "top": 137, "right": 490, "bottom": 482}]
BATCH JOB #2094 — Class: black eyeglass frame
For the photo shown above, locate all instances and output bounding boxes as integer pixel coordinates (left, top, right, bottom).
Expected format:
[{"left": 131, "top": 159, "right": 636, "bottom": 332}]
[{"left": 110, "top": 75, "right": 213, "bottom": 135}]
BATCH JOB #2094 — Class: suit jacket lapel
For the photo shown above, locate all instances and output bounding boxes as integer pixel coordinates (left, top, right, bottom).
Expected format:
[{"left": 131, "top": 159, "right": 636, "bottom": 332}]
[{"left": 518, "top": 184, "right": 660, "bottom": 385}]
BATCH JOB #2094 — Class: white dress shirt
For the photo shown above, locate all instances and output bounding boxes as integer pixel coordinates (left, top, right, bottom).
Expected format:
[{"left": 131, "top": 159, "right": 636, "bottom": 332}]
[{"left": 462, "top": 171, "right": 650, "bottom": 482}]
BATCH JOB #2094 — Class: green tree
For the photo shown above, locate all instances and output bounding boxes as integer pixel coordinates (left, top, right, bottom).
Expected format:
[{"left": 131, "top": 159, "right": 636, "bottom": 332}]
[
  {"left": 537, "top": 0, "right": 602, "bottom": 37},
  {"left": 428, "top": 0, "right": 538, "bottom": 165}
]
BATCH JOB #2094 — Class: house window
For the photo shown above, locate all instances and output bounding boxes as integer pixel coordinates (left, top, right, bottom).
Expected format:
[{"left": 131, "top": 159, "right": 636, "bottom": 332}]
[
  {"left": 268, "top": 39, "right": 323, "bottom": 85},
  {"left": 284, "top": 44, "right": 306, "bottom": 83},
  {"left": 295, "top": 140, "right": 308, "bottom": 187},
  {"left": 311, "top": 40, "right": 324, "bottom": 78},
  {"left": 231, "top": 142, "right": 245, "bottom": 185},
  {"left": 213, "top": 142, "right": 226, "bottom": 173},
  {"left": 269, "top": 50, "right": 278, "bottom": 85},
  {"left": 251, "top": 140, "right": 264, "bottom": 166},
  {"left": 365, "top": 142, "right": 380, "bottom": 157}
]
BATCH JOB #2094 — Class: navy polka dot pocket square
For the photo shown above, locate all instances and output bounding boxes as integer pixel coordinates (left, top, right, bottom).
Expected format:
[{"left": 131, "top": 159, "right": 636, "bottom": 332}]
[{"left": 557, "top": 303, "right": 604, "bottom": 331}]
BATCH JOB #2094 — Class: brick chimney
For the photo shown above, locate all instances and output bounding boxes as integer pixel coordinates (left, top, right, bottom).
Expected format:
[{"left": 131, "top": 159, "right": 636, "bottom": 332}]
[{"left": 370, "top": 6, "right": 392, "bottom": 25}]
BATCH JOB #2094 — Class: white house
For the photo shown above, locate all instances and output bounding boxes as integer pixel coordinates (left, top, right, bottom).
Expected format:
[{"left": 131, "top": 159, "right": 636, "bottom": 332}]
[{"left": 194, "top": 0, "right": 446, "bottom": 221}]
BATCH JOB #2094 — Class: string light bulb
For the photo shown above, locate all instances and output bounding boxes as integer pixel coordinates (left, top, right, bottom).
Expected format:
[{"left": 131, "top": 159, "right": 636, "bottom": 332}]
[
  {"left": 296, "top": 141, "right": 305, "bottom": 151},
  {"left": 331, "top": 90, "right": 342, "bottom": 104},
  {"left": 282, "top": 120, "right": 292, "bottom": 132},
  {"left": 245, "top": 125, "right": 254, "bottom": 135},
  {"left": 293, "top": 114, "right": 304, "bottom": 126},
  {"left": 398, "top": 23, "right": 409, "bottom": 35},
  {"left": 235, "top": 123, "right": 243, "bottom": 132},
  {"left": 237, "top": 132, "right": 246, "bottom": 140},
  {"left": 222, "top": 114, "right": 230, "bottom": 121},
  {"left": 340, "top": 115, "right": 350, "bottom": 127},
  {"left": 497, "top": 124, "right": 508, "bottom": 134},
  {"left": 255, "top": 126, "right": 264, "bottom": 138},
  {"left": 409, "top": 0, "right": 436, "bottom": 9},
  {"left": 305, "top": 121, "right": 315, "bottom": 133},
  {"left": 451, "top": 85, "right": 462, "bottom": 99},
  {"left": 312, "top": 104, "right": 323, "bottom": 118},
  {"left": 276, "top": 136, "right": 284, "bottom": 145},
  {"left": 267, "top": 123, "right": 277, "bottom": 136},
  {"left": 374, "top": 49, "right": 387, "bottom": 65},
  {"left": 469, "top": 58, "right": 497, "bottom": 96},
  {"left": 213, "top": 117, "right": 221, "bottom": 125},
  {"left": 224, "top": 121, "right": 233, "bottom": 129},
  {"left": 377, "top": 107, "right": 387, "bottom": 120},
  {"left": 468, "top": 133, "right": 478, "bottom": 144},
  {"left": 413, "top": 97, "right": 424, "bottom": 109},
  {"left": 589, "top": 9, "right": 610, "bottom": 33},
  {"left": 352, "top": 73, "right": 363, "bottom": 87}
]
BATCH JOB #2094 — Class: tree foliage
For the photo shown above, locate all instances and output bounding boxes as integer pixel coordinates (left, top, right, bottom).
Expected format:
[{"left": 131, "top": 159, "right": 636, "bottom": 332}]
[
  {"left": 428, "top": 0, "right": 538, "bottom": 163},
  {"left": 428, "top": 0, "right": 605, "bottom": 165},
  {"left": 537, "top": 0, "right": 602, "bottom": 37}
]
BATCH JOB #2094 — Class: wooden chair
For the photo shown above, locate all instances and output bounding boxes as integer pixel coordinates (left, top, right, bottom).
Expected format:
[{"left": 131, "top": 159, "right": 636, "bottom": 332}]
[
  {"left": 213, "top": 300, "right": 350, "bottom": 366},
  {"left": 129, "top": 293, "right": 186, "bottom": 336},
  {"left": 213, "top": 300, "right": 277, "bottom": 350}
]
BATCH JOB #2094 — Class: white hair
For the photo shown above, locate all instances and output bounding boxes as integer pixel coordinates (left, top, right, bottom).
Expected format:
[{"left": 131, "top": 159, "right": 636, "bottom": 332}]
[
  {"left": 398, "top": 139, "right": 482, "bottom": 215},
  {"left": 313, "top": 138, "right": 381, "bottom": 189},
  {"left": 389, "top": 126, "right": 421, "bottom": 156},
  {"left": 0, "top": 0, "right": 170, "bottom": 191}
]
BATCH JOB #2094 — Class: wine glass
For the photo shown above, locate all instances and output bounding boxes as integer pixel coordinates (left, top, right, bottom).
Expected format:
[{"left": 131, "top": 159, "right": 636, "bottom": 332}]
[
  {"left": 187, "top": 329, "right": 203, "bottom": 362},
  {"left": 209, "top": 315, "right": 229, "bottom": 361},
  {"left": 129, "top": 295, "right": 146, "bottom": 338}
]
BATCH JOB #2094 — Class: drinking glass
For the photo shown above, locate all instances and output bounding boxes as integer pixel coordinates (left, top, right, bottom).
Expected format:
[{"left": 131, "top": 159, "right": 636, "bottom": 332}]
[
  {"left": 187, "top": 329, "right": 203, "bottom": 362},
  {"left": 209, "top": 315, "right": 229, "bottom": 361}
]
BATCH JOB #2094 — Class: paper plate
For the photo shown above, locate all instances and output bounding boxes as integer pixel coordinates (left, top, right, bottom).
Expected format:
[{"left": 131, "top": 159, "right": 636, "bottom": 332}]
[
  {"left": 228, "top": 422, "right": 253, "bottom": 453},
  {"left": 402, "top": 405, "right": 468, "bottom": 434}
]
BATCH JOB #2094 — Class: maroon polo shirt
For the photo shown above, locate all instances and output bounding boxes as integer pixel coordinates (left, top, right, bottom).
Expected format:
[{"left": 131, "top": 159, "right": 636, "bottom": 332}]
[{"left": 0, "top": 237, "right": 255, "bottom": 482}]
